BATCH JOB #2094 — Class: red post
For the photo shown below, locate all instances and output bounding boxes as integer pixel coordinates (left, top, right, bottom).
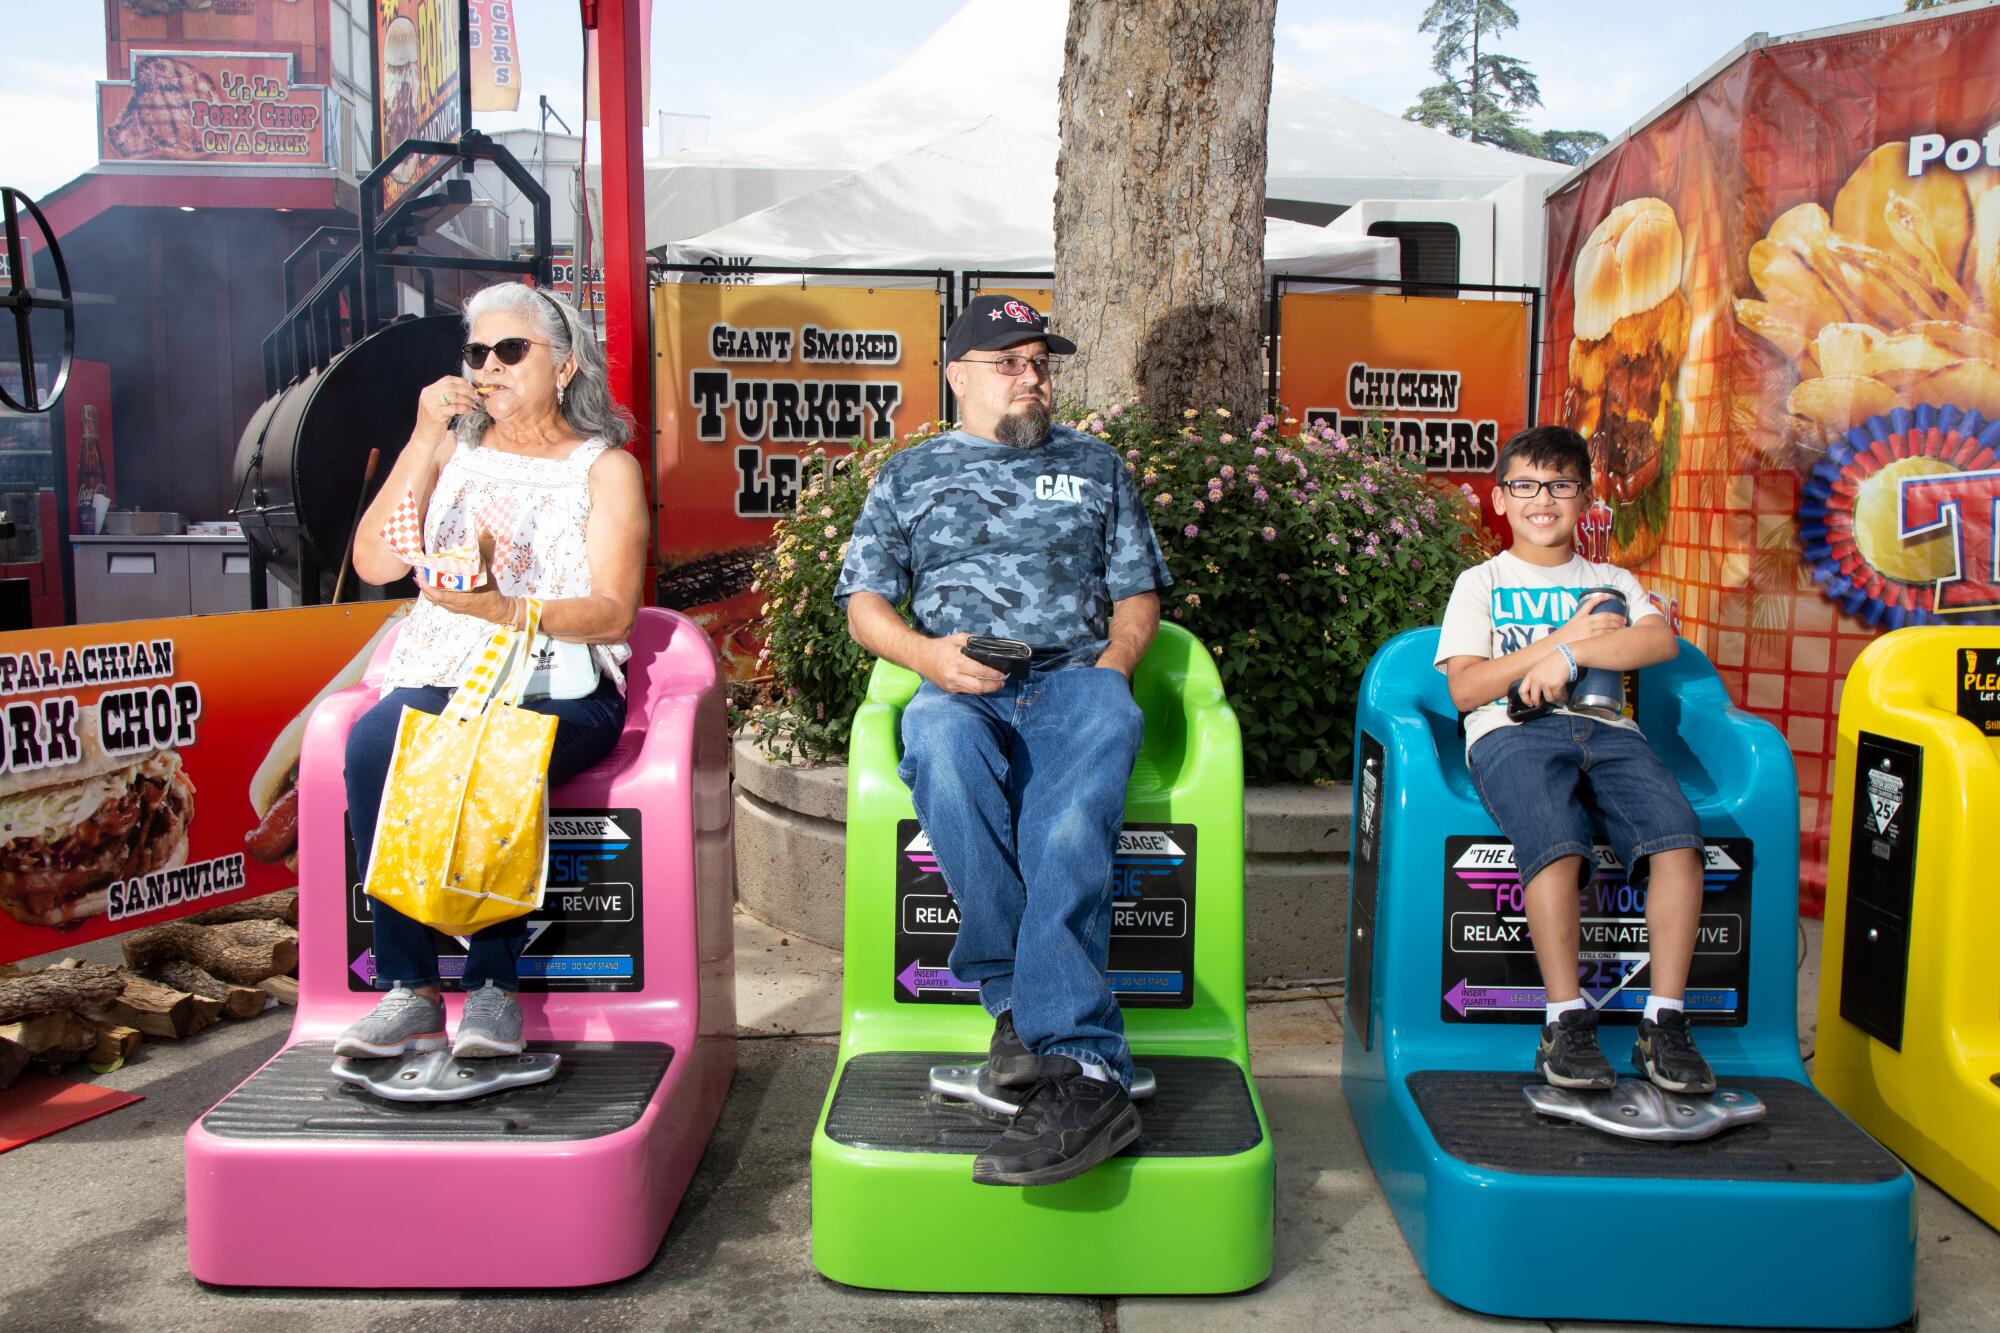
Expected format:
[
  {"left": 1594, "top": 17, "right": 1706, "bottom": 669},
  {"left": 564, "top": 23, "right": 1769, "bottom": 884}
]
[{"left": 590, "top": 0, "right": 657, "bottom": 596}]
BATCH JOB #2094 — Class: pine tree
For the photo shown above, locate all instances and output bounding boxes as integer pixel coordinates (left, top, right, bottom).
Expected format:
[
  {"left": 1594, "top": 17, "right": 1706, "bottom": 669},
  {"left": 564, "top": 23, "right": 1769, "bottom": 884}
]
[{"left": 1405, "top": 0, "right": 1602, "bottom": 166}]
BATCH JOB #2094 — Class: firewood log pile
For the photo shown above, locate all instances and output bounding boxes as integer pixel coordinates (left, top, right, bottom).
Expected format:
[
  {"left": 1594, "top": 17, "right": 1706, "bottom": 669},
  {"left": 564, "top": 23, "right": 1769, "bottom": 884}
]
[{"left": 0, "top": 890, "right": 300, "bottom": 1085}]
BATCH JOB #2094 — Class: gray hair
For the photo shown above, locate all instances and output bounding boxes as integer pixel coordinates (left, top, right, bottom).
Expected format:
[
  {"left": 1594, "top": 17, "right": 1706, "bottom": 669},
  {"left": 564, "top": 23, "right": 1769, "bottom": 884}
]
[{"left": 455, "top": 282, "right": 634, "bottom": 448}]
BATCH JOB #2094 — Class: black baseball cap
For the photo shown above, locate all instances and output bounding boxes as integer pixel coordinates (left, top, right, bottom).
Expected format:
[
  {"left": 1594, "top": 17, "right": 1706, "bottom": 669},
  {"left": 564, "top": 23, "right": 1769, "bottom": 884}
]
[{"left": 947, "top": 294, "right": 1076, "bottom": 364}]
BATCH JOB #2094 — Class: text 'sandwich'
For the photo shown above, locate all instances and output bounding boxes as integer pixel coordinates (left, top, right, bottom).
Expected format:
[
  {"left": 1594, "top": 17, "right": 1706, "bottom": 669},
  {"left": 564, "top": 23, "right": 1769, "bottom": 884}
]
[
  {"left": 0, "top": 706, "right": 193, "bottom": 927},
  {"left": 1560, "top": 196, "right": 1690, "bottom": 566}
]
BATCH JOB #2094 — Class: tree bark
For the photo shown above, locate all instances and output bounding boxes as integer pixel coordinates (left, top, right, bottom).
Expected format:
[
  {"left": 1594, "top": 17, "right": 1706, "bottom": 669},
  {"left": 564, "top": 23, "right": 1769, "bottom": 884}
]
[
  {"left": 187, "top": 889, "right": 298, "bottom": 927},
  {"left": 1054, "top": 0, "right": 1276, "bottom": 417},
  {"left": 122, "top": 919, "right": 298, "bottom": 985},
  {"left": 143, "top": 961, "right": 268, "bottom": 1019},
  {"left": 0, "top": 963, "right": 127, "bottom": 1023}
]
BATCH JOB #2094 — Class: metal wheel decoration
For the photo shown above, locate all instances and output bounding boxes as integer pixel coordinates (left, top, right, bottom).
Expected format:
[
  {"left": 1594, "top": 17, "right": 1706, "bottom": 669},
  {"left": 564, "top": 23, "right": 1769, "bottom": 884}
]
[{"left": 0, "top": 185, "right": 75, "bottom": 414}]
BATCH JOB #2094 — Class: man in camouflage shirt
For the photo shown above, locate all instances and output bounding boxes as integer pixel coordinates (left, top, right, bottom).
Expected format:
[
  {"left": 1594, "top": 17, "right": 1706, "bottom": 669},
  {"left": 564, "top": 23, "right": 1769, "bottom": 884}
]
[{"left": 836, "top": 295, "right": 1170, "bottom": 1187}]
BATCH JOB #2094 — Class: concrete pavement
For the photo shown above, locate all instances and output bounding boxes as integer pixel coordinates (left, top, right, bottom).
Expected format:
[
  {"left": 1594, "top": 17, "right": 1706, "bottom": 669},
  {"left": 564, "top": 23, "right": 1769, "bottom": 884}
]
[{"left": 2, "top": 913, "right": 1994, "bottom": 1331}]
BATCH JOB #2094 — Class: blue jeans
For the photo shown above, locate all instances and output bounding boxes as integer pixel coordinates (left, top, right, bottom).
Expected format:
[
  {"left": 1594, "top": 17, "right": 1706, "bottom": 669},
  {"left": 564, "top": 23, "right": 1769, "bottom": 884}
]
[
  {"left": 1466, "top": 715, "right": 1703, "bottom": 889},
  {"left": 898, "top": 666, "right": 1144, "bottom": 1087},
  {"left": 348, "top": 678, "right": 626, "bottom": 992}
]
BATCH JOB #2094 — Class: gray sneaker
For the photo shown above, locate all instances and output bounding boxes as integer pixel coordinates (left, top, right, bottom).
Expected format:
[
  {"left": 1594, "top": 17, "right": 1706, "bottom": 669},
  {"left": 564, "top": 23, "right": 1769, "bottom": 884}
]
[
  {"left": 453, "top": 982, "right": 526, "bottom": 1058},
  {"left": 333, "top": 987, "right": 447, "bottom": 1059}
]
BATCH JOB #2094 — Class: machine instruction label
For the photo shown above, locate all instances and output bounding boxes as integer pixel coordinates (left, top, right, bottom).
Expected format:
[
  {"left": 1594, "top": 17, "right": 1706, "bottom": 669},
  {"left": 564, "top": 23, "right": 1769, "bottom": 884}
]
[
  {"left": 346, "top": 807, "right": 645, "bottom": 992},
  {"left": 892, "top": 819, "right": 1197, "bottom": 1008},
  {"left": 1438, "top": 835, "right": 1754, "bottom": 1025}
]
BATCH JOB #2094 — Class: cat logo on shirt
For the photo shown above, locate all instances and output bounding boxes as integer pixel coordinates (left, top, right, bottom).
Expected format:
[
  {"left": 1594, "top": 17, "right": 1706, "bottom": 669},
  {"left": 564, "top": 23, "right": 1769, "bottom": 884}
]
[{"left": 1036, "top": 474, "right": 1089, "bottom": 502}]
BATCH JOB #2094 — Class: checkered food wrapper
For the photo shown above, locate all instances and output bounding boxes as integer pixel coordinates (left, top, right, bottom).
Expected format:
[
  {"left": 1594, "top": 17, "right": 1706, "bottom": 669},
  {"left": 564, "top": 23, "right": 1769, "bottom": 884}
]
[{"left": 380, "top": 487, "right": 520, "bottom": 590}]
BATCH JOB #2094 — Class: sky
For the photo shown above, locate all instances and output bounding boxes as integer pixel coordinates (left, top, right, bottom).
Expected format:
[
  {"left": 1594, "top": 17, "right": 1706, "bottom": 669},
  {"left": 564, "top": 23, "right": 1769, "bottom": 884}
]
[{"left": 0, "top": 0, "right": 1925, "bottom": 200}]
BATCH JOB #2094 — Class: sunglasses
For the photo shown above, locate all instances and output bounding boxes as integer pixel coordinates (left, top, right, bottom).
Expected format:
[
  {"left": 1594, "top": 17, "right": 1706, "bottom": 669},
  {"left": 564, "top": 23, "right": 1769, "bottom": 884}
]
[{"left": 460, "top": 337, "right": 548, "bottom": 369}]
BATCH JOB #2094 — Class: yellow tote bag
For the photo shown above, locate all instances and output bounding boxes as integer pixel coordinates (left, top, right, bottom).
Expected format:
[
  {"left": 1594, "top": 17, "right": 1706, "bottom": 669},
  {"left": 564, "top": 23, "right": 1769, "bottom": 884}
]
[{"left": 363, "top": 600, "right": 559, "bottom": 935}]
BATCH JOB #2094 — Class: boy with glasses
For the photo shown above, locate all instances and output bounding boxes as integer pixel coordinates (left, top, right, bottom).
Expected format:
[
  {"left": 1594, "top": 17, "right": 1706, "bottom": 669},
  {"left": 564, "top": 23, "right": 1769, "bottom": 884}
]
[
  {"left": 1434, "top": 425, "right": 1715, "bottom": 1093},
  {"left": 836, "top": 295, "right": 1171, "bottom": 1185}
]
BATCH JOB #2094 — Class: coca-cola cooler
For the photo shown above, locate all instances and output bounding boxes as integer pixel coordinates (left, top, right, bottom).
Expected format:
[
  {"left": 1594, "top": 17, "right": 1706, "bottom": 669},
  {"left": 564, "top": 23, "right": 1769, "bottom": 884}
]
[{"left": 0, "top": 357, "right": 114, "bottom": 628}]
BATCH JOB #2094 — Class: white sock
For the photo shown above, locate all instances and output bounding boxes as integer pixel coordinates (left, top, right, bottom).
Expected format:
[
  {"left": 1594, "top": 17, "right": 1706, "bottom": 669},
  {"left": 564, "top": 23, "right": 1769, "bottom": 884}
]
[
  {"left": 1644, "top": 995, "right": 1684, "bottom": 1023},
  {"left": 1073, "top": 1060, "right": 1115, "bottom": 1084},
  {"left": 1546, "top": 996, "right": 1587, "bottom": 1025}
]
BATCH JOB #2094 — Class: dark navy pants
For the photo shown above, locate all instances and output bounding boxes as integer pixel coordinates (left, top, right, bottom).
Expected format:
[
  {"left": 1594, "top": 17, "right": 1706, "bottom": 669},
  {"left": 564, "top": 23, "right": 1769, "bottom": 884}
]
[{"left": 348, "top": 678, "right": 625, "bottom": 991}]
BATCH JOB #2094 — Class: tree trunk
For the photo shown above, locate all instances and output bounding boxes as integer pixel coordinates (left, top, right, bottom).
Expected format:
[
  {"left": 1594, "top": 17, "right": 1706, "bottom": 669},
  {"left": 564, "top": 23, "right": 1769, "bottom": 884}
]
[{"left": 1054, "top": 0, "right": 1276, "bottom": 417}]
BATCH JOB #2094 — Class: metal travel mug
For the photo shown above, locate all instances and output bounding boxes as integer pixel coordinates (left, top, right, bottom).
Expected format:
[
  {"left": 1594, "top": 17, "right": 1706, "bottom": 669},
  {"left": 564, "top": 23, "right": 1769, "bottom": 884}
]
[{"left": 1571, "top": 587, "right": 1628, "bottom": 715}]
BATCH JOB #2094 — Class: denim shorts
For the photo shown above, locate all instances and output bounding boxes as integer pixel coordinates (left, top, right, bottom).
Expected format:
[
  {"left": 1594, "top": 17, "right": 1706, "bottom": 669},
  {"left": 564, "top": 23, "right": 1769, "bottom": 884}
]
[{"left": 1465, "top": 715, "right": 1703, "bottom": 889}]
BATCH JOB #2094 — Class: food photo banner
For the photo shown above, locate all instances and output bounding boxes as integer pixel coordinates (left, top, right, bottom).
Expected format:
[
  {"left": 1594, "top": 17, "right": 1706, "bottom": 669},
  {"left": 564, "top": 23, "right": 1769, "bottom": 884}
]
[
  {"left": 0, "top": 603, "right": 402, "bottom": 964},
  {"left": 373, "top": 0, "right": 468, "bottom": 213},
  {"left": 1278, "top": 290, "right": 1531, "bottom": 544},
  {"left": 1540, "top": 3, "right": 2000, "bottom": 908},
  {"left": 651, "top": 283, "right": 942, "bottom": 678},
  {"left": 99, "top": 50, "right": 327, "bottom": 166}
]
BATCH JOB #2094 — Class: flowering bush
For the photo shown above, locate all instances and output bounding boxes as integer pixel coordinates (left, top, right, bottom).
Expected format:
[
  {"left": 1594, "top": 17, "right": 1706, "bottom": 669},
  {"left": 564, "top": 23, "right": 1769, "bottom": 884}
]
[
  {"left": 746, "top": 409, "right": 1492, "bottom": 783},
  {"left": 1102, "top": 405, "right": 1491, "bottom": 780},
  {"left": 742, "top": 429, "right": 929, "bottom": 763}
]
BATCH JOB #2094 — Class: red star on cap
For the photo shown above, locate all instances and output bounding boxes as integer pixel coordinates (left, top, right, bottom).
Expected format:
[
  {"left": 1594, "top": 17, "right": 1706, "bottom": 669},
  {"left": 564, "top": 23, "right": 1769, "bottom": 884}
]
[{"left": 988, "top": 308, "right": 1004, "bottom": 319}]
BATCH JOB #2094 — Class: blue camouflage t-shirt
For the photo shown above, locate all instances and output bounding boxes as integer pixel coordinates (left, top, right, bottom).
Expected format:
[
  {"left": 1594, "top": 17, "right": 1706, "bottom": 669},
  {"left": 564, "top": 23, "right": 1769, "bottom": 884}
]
[{"left": 834, "top": 425, "right": 1172, "bottom": 669}]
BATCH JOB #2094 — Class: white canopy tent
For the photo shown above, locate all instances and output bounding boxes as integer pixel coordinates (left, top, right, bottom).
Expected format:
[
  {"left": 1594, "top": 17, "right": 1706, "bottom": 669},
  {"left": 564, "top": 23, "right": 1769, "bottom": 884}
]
[
  {"left": 617, "top": 0, "right": 1563, "bottom": 269},
  {"left": 654, "top": 117, "right": 1399, "bottom": 282}
]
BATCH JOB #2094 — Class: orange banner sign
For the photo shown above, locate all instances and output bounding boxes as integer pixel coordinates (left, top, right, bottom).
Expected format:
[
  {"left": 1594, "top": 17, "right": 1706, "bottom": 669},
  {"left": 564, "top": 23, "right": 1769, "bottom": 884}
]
[
  {"left": 468, "top": 0, "right": 520, "bottom": 113},
  {"left": 652, "top": 283, "right": 943, "bottom": 677},
  {"left": 1279, "top": 291, "right": 1532, "bottom": 539},
  {"left": 0, "top": 603, "right": 403, "bottom": 964},
  {"left": 98, "top": 51, "right": 327, "bottom": 166}
]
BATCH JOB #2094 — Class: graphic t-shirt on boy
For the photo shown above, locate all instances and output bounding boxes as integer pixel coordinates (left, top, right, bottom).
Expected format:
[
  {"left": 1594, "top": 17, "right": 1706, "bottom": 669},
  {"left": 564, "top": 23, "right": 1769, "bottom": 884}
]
[
  {"left": 834, "top": 425, "right": 1172, "bottom": 670},
  {"left": 1434, "top": 550, "right": 1662, "bottom": 755}
]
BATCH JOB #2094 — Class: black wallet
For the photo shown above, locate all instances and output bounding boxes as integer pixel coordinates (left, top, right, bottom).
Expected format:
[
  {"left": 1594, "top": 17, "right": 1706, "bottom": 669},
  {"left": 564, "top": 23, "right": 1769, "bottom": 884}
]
[{"left": 962, "top": 635, "right": 1033, "bottom": 672}]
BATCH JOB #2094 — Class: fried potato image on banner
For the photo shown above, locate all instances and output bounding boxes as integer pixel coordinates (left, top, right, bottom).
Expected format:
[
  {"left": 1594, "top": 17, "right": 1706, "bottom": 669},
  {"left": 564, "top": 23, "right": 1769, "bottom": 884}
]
[
  {"left": 1749, "top": 236, "right": 1847, "bottom": 336},
  {"left": 1734, "top": 299, "right": 1809, "bottom": 363},
  {"left": 1834, "top": 143, "right": 1971, "bottom": 278},
  {"left": 1970, "top": 191, "right": 2000, "bottom": 325},
  {"left": 1786, "top": 374, "right": 1903, "bottom": 436},
  {"left": 1812, "top": 323, "right": 1884, "bottom": 378},
  {"left": 1885, "top": 191, "right": 1974, "bottom": 311},
  {"left": 1909, "top": 358, "right": 2000, "bottom": 418},
  {"left": 1902, "top": 319, "right": 2000, "bottom": 361},
  {"left": 1858, "top": 330, "right": 1961, "bottom": 379}
]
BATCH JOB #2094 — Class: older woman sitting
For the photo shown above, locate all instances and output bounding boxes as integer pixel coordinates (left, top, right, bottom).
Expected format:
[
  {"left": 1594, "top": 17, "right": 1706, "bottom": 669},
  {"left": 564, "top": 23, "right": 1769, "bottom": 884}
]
[{"left": 335, "top": 282, "right": 649, "bottom": 1060}]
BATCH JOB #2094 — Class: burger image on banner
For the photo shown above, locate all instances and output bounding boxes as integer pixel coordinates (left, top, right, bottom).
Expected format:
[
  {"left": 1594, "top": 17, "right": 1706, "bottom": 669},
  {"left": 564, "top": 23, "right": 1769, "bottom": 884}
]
[
  {"left": 381, "top": 14, "right": 423, "bottom": 192},
  {"left": 1560, "top": 198, "right": 1690, "bottom": 565},
  {"left": 0, "top": 706, "right": 194, "bottom": 927}
]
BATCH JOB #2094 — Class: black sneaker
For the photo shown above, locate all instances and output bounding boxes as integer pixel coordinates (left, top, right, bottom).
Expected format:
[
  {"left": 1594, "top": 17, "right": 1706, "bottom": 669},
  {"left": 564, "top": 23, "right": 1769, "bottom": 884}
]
[
  {"left": 971, "top": 1057, "right": 1143, "bottom": 1187},
  {"left": 1535, "top": 1007, "right": 1616, "bottom": 1090},
  {"left": 987, "top": 1010, "right": 1039, "bottom": 1088},
  {"left": 1634, "top": 1008, "right": 1717, "bottom": 1094}
]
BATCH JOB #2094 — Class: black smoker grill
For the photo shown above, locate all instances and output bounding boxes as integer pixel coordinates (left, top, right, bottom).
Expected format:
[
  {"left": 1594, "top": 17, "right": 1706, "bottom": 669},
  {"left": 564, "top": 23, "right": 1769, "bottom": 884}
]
[{"left": 233, "top": 314, "right": 460, "bottom": 602}]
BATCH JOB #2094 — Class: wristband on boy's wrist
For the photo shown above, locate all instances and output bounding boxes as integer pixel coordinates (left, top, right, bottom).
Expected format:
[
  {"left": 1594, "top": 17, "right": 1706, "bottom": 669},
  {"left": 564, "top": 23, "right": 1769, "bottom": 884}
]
[{"left": 1556, "top": 643, "right": 1579, "bottom": 682}]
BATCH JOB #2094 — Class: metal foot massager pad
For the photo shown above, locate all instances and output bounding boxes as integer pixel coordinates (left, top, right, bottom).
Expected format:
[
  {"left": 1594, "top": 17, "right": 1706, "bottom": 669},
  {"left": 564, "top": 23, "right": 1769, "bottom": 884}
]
[
  {"left": 928, "top": 1062, "right": 1157, "bottom": 1117},
  {"left": 331, "top": 1050, "right": 562, "bottom": 1102},
  {"left": 1522, "top": 1078, "right": 1765, "bottom": 1141}
]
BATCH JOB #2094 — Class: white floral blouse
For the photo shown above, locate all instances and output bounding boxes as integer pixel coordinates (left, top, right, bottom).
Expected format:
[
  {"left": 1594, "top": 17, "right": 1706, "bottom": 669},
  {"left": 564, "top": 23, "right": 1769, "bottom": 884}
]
[{"left": 378, "top": 436, "right": 631, "bottom": 695}]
